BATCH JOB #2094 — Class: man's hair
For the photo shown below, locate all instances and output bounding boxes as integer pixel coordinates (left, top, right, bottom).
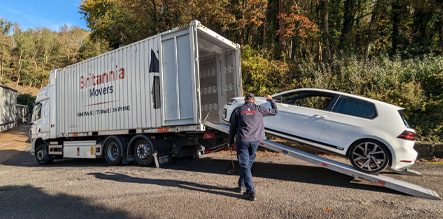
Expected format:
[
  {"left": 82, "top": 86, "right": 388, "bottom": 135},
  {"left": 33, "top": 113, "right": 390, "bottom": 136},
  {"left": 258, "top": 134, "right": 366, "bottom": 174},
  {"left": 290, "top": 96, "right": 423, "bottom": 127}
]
[{"left": 245, "top": 93, "right": 255, "bottom": 101}]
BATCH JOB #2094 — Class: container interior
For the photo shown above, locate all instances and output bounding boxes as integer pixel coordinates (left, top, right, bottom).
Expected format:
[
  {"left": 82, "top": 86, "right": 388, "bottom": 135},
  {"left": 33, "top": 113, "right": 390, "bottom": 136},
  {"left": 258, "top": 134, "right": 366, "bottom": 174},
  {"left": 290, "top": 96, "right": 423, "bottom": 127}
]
[{"left": 197, "top": 30, "right": 239, "bottom": 123}]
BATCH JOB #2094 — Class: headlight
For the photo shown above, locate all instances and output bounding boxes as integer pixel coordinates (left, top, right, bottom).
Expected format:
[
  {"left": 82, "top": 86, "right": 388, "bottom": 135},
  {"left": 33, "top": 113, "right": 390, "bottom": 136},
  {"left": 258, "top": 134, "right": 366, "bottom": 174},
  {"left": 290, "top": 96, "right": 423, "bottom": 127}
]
[{"left": 227, "top": 99, "right": 237, "bottom": 105}]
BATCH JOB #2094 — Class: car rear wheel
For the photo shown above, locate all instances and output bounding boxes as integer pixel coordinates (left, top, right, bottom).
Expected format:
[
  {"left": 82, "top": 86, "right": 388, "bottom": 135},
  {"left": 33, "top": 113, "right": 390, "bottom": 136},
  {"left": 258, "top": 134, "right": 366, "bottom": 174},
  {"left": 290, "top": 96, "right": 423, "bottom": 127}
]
[{"left": 349, "top": 140, "right": 389, "bottom": 174}]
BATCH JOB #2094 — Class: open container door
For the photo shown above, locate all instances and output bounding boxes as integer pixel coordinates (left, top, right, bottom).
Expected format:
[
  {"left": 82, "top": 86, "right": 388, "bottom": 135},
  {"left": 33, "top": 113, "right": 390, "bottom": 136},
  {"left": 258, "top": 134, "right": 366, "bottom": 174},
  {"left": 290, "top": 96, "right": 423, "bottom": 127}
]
[
  {"left": 161, "top": 27, "right": 198, "bottom": 126},
  {"left": 193, "top": 21, "right": 242, "bottom": 124}
]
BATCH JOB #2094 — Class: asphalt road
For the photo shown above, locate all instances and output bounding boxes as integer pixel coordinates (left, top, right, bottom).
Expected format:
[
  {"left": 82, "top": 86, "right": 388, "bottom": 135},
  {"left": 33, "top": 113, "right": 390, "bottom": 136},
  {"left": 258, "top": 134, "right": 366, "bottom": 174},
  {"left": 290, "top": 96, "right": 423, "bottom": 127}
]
[{"left": 1, "top": 124, "right": 443, "bottom": 218}]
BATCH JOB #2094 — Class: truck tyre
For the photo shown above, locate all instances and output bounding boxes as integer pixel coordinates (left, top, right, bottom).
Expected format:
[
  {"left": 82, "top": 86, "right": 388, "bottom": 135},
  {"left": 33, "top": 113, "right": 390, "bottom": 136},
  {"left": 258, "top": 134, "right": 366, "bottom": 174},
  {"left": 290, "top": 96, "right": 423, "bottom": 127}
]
[
  {"left": 105, "top": 139, "right": 122, "bottom": 165},
  {"left": 134, "top": 139, "right": 154, "bottom": 166},
  {"left": 35, "top": 144, "right": 53, "bottom": 165}
]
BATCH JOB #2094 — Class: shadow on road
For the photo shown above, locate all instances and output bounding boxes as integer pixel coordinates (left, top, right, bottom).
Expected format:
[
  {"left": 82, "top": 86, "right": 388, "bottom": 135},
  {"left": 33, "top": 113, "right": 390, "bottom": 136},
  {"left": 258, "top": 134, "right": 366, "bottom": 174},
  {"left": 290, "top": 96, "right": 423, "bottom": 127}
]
[
  {"left": 167, "top": 156, "right": 401, "bottom": 196},
  {"left": 0, "top": 149, "right": 108, "bottom": 167},
  {"left": 2, "top": 150, "right": 400, "bottom": 197},
  {"left": 0, "top": 185, "right": 141, "bottom": 218},
  {"left": 89, "top": 172, "right": 243, "bottom": 199}
]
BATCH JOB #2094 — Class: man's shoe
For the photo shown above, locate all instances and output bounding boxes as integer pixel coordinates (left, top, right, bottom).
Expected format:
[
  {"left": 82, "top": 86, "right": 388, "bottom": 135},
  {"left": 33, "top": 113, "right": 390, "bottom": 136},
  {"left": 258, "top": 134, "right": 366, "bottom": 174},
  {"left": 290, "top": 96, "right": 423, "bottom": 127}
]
[
  {"left": 243, "top": 192, "right": 257, "bottom": 201},
  {"left": 238, "top": 186, "right": 246, "bottom": 193}
]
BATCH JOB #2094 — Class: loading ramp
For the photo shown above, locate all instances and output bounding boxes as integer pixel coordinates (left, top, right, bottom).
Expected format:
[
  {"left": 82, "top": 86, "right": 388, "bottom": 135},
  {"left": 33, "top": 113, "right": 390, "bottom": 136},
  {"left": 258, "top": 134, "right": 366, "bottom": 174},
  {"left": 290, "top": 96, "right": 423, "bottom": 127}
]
[{"left": 203, "top": 121, "right": 441, "bottom": 200}]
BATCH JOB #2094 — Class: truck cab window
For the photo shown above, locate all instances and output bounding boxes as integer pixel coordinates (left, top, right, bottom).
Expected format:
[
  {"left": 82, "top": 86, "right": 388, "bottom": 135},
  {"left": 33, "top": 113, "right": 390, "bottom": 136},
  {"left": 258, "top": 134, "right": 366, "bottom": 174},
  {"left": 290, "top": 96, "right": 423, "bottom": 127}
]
[{"left": 32, "top": 103, "right": 42, "bottom": 122}]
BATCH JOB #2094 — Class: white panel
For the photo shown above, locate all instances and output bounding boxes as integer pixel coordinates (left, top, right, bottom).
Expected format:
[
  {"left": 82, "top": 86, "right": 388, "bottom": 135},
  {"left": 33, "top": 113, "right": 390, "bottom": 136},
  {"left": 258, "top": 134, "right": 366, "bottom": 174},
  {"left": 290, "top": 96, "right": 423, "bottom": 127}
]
[
  {"left": 177, "top": 34, "right": 194, "bottom": 119},
  {"left": 162, "top": 38, "right": 179, "bottom": 121},
  {"left": 63, "top": 141, "right": 97, "bottom": 158}
]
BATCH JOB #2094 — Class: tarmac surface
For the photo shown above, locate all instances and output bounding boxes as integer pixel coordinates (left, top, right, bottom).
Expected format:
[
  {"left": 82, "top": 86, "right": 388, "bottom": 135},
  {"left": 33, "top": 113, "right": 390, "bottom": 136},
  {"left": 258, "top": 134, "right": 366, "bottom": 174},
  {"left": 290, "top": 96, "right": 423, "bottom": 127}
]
[{"left": 1, "top": 124, "right": 442, "bottom": 218}]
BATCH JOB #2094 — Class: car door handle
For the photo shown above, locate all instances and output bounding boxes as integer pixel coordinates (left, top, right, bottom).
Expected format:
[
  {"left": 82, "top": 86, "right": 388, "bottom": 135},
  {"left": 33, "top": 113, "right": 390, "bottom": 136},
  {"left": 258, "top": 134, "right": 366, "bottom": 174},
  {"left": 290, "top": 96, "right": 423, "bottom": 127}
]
[{"left": 313, "top": 114, "right": 327, "bottom": 119}]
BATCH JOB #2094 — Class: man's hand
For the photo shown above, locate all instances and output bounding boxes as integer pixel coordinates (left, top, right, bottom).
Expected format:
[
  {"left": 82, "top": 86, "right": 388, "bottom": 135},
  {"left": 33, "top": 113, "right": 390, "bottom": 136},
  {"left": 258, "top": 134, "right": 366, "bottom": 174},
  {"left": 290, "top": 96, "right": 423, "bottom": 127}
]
[
  {"left": 228, "top": 143, "right": 235, "bottom": 149},
  {"left": 265, "top": 94, "right": 272, "bottom": 101}
]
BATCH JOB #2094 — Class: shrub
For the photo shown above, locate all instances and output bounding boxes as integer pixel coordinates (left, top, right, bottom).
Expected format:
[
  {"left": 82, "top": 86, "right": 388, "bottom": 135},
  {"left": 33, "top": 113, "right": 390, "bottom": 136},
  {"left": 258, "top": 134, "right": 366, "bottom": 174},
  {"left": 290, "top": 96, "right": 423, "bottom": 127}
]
[{"left": 241, "top": 48, "right": 443, "bottom": 142}]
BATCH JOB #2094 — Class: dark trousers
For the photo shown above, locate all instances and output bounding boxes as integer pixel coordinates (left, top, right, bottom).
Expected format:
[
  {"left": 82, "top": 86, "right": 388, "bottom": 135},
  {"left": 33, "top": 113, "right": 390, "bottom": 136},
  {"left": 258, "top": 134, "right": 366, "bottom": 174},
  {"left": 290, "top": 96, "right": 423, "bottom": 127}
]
[{"left": 237, "top": 141, "right": 259, "bottom": 194}]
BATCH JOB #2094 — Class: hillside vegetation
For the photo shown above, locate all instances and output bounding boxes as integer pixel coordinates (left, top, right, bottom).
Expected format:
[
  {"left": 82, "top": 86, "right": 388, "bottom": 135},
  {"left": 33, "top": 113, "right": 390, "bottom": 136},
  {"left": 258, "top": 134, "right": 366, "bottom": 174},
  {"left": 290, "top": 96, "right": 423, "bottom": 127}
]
[{"left": 1, "top": 0, "right": 443, "bottom": 142}]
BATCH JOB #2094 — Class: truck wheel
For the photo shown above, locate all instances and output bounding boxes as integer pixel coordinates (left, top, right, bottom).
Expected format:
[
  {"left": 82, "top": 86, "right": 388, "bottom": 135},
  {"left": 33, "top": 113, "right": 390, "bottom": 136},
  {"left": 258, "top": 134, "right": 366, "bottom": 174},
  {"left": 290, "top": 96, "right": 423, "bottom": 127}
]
[
  {"left": 134, "top": 139, "right": 154, "bottom": 166},
  {"left": 105, "top": 139, "right": 122, "bottom": 165},
  {"left": 35, "top": 144, "right": 53, "bottom": 165}
]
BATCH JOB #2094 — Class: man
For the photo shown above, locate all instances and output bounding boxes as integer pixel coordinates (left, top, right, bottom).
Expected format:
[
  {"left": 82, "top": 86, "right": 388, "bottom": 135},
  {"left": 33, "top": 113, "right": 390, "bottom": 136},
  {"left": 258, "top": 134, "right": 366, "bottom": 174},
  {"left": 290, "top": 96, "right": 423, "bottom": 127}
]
[{"left": 228, "top": 93, "right": 278, "bottom": 201}]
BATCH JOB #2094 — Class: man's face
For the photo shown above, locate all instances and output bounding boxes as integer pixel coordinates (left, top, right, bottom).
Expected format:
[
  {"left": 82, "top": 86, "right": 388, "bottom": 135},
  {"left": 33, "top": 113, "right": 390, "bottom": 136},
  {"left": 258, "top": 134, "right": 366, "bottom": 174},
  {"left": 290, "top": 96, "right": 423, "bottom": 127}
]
[{"left": 244, "top": 99, "right": 255, "bottom": 103}]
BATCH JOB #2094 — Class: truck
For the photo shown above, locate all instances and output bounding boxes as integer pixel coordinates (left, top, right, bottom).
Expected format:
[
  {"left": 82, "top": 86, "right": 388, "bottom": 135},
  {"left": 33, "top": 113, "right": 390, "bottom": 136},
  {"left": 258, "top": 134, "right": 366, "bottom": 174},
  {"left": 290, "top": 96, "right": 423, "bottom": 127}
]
[{"left": 30, "top": 20, "right": 242, "bottom": 166}]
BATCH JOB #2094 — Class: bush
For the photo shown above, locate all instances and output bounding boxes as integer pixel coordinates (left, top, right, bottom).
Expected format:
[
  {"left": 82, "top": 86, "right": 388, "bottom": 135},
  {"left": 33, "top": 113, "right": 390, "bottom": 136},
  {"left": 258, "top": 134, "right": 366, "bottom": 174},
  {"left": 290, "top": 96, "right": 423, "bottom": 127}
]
[{"left": 241, "top": 48, "right": 443, "bottom": 142}]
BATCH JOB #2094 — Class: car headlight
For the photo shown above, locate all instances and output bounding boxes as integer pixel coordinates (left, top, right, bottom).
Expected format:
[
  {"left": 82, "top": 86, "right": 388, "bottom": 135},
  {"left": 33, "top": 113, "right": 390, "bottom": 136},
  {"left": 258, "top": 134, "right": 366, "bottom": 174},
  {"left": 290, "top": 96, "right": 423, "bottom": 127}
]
[{"left": 227, "top": 99, "right": 237, "bottom": 105}]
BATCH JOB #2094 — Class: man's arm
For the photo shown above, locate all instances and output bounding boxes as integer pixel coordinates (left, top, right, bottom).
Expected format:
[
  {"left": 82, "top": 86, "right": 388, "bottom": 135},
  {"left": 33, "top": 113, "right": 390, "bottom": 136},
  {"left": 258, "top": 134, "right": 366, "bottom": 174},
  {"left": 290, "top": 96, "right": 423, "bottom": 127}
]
[
  {"left": 259, "top": 95, "right": 278, "bottom": 116},
  {"left": 228, "top": 108, "right": 239, "bottom": 145}
]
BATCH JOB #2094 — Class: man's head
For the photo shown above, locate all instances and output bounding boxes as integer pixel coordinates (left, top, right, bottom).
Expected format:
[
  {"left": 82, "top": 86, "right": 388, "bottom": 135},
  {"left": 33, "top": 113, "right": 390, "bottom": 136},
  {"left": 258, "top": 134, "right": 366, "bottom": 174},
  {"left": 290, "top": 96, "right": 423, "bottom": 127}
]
[{"left": 245, "top": 93, "right": 255, "bottom": 103}]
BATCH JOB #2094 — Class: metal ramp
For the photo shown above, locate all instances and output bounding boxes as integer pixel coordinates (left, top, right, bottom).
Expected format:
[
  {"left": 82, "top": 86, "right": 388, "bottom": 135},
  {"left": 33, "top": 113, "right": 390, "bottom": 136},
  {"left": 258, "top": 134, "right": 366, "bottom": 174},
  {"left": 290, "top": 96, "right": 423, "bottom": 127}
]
[{"left": 203, "top": 121, "right": 441, "bottom": 200}]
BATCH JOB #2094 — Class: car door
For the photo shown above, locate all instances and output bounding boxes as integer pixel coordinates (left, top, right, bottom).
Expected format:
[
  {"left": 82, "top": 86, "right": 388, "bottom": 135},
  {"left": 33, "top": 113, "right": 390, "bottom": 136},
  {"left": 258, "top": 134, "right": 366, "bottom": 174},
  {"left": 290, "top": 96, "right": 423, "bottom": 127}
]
[
  {"left": 263, "top": 91, "right": 335, "bottom": 142},
  {"left": 318, "top": 95, "right": 378, "bottom": 154}
]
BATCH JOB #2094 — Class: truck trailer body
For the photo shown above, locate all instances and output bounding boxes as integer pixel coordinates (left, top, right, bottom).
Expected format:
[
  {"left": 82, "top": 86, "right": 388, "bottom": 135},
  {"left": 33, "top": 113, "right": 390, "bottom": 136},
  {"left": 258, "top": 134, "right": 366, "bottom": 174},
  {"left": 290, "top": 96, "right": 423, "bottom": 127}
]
[{"left": 30, "top": 21, "right": 242, "bottom": 165}]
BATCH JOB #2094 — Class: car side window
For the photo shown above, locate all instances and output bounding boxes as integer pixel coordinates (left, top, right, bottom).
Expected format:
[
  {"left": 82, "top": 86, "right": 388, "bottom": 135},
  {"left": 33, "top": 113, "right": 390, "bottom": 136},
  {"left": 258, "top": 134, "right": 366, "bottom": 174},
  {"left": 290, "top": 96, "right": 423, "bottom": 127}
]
[
  {"left": 296, "top": 95, "right": 333, "bottom": 110},
  {"left": 332, "top": 96, "right": 377, "bottom": 119},
  {"left": 280, "top": 93, "right": 300, "bottom": 105}
]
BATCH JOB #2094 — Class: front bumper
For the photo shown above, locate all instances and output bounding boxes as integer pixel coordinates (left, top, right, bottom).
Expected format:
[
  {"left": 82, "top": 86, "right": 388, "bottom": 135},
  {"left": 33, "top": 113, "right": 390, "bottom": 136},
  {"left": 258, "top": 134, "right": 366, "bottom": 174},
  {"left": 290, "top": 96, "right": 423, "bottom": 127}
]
[{"left": 30, "top": 141, "right": 35, "bottom": 155}]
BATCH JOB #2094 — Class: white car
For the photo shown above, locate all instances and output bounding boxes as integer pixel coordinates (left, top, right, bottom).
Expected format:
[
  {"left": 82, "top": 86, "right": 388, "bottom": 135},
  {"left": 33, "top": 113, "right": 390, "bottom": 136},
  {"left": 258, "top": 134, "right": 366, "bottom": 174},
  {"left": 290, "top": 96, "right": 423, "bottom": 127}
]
[{"left": 223, "top": 88, "right": 417, "bottom": 174}]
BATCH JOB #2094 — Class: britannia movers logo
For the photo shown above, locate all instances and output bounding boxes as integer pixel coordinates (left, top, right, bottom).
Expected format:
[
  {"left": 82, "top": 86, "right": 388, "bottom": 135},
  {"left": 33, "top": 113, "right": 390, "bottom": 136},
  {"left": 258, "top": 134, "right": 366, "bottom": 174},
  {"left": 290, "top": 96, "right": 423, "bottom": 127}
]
[
  {"left": 79, "top": 65, "right": 125, "bottom": 97},
  {"left": 77, "top": 65, "right": 129, "bottom": 118}
]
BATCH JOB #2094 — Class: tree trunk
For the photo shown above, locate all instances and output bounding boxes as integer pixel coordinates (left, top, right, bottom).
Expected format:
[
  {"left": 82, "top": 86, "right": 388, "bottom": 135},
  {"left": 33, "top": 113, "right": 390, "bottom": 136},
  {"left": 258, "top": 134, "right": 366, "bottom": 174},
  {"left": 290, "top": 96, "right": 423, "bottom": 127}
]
[
  {"left": 16, "top": 51, "right": 23, "bottom": 86},
  {"left": 1, "top": 56, "right": 3, "bottom": 79},
  {"left": 441, "top": 4, "right": 443, "bottom": 52},
  {"left": 278, "top": 0, "right": 285, "bottom": 52},
  {"left": 324, "top": 0, "right": 332, "bottom": 62},
  {"left": 391, "top": 0, "right": 400, "bottom": 56},
  {"left": 340, "top": 0, "right": 356, "bottom": 50},
  {"left": 365, "top": 0, "right": 380, "bottom": 57},
  {"left": 263, "top": 21, "right": 267, "bottom": 55}
]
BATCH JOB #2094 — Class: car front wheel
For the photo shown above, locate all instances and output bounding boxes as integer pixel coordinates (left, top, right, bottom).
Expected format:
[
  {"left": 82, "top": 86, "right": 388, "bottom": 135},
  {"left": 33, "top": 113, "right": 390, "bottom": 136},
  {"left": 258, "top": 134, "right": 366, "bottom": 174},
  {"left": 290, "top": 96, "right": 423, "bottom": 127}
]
[{"left": 349, "top": 140, "right": 390, "bottom": 174}]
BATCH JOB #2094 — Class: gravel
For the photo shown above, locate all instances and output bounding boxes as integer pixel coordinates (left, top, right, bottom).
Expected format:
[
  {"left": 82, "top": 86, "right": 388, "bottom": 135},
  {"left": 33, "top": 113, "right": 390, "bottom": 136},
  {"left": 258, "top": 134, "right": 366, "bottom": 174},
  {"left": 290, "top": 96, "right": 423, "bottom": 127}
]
[{"left": 0, "top": 148, "right": 442, "bottom": 219}]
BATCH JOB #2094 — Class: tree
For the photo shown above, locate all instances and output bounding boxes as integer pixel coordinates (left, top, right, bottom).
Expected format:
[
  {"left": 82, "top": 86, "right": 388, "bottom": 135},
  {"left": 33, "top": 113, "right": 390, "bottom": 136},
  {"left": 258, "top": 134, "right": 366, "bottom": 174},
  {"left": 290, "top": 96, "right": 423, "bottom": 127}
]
[
  {"left": 58, "top": 25, "right": 90, "bottom": 66},
  {"left": 277, "top": 1, "right": 318, "bottom": 59},
  {"left": 0, "top": 18, "right": 14, "bottom": 82}
]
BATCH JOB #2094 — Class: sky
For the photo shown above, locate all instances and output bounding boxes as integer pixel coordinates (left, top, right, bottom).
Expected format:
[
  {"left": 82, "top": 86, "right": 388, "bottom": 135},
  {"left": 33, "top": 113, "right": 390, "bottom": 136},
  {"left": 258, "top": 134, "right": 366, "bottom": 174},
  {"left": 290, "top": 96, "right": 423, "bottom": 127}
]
[{"left": 0, "top": 0, "right": 88, "bottom": 32}]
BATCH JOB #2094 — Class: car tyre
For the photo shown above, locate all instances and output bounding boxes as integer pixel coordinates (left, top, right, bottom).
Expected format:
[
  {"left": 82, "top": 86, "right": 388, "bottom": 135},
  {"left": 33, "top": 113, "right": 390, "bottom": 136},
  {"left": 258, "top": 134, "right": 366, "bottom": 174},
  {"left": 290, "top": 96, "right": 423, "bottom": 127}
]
[
  {"left": 349, "top": 140, "right": 390, "bottom": 174},
  {"left": 35, "top": 144, "right": 53, "bottom": 165}
]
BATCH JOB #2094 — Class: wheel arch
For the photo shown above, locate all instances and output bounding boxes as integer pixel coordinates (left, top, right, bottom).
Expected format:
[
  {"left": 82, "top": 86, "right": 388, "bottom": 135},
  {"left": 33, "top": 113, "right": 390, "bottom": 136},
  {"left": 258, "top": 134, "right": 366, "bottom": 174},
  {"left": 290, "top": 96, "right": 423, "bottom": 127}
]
[
  {"left": 34, "top": 138, "right": 46, "bottom": 148},
  {"left": 127, "top": 134, "right": 153, "bottom": 156},
  {"left": 104, "top": 135, "right": 128, "bottom": 156},
  {"left": 346, "top": 138, "right": 393, "bottom": 166}
]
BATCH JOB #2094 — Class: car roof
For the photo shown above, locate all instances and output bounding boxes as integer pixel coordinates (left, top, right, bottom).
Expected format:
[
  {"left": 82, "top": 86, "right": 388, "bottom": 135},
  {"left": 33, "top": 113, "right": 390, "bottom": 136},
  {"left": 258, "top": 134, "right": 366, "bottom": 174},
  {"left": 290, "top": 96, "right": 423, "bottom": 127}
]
[{"left": 273, "top": 88, "right": 404, "bottom": 110}]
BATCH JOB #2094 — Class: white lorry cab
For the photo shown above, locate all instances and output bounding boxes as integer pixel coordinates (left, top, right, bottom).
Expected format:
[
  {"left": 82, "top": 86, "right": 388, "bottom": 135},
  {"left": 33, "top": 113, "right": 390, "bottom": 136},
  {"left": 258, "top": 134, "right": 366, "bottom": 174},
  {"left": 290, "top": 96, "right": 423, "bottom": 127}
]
[{"left": 30, "top": 21, "right": 242, "bottom": 166}]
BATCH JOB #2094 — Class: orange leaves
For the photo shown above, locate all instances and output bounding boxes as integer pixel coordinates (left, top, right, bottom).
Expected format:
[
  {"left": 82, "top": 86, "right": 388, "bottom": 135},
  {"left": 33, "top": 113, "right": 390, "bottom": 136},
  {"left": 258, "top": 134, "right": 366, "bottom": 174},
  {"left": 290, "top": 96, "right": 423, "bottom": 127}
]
[
  {"left": 237, "top": 0, "right": 268, "bottom": 31},
  {"left": 277, "top": 4, "right": 318, "bottom": 40}
]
